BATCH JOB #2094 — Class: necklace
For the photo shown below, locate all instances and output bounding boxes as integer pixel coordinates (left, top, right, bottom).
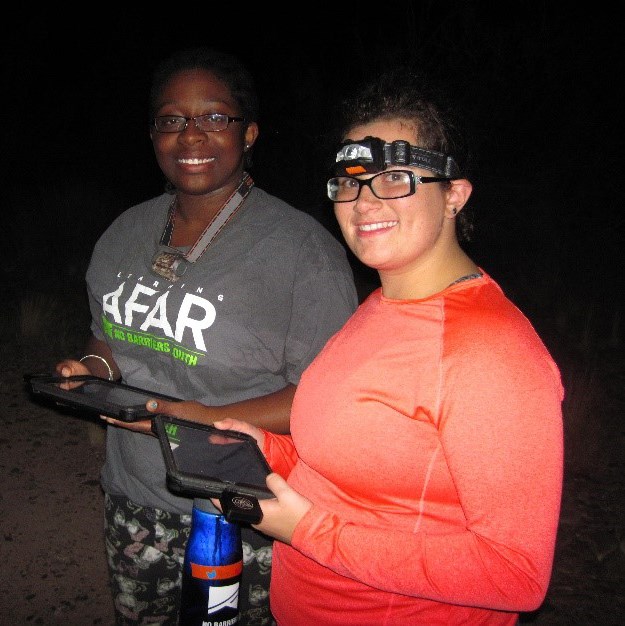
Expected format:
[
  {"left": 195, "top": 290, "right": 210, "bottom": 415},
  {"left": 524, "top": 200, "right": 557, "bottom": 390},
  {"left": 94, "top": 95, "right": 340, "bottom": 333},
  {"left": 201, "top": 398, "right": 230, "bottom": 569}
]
[
  {"left": 151, "top": 173, "right": 254, "bottom": 282},
  {"left": 447, "top": 272, "right": 483, "bottom": 288}
]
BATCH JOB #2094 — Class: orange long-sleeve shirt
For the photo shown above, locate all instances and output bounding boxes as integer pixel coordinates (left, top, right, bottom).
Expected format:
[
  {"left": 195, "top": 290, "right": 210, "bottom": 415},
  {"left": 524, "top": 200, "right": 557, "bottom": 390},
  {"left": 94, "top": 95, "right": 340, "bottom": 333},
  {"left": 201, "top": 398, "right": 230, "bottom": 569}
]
[{"left": 263, "top": 273, "right": 564, "bottom": 625}]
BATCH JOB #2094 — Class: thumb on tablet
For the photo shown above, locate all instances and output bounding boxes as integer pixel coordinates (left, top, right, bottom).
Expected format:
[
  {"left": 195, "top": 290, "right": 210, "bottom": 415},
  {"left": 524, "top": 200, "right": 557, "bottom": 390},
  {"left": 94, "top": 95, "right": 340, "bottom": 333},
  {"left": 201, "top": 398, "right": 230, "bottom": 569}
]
[{"left": 146, "top": 398, "right": 204, "bottom": 421}]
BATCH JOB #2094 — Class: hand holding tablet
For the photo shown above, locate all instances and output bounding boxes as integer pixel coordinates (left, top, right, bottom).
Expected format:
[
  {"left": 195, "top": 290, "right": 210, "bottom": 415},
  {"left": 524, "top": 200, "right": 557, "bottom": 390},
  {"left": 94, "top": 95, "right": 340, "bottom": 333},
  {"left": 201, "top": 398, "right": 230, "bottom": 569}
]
[{"left": 25, "top": 374, "right": 181, "bottom": 421}]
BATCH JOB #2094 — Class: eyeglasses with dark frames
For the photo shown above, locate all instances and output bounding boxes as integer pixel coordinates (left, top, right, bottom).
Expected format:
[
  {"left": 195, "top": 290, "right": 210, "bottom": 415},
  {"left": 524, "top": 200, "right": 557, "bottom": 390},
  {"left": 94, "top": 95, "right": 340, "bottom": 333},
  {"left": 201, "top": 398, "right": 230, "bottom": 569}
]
[
  {"left": 327, "top": 169, "right": 452, "bottom": 203},
  {"left": 152, "top": 113, "right": 246, "bottom": 133}
]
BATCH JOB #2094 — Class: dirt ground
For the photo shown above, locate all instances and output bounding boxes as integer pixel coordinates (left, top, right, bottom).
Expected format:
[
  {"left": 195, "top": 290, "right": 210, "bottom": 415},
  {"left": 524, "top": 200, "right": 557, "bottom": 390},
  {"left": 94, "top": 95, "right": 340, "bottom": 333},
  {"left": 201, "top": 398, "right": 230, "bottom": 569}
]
[
  {"left": 1, "top": 358, "right": 113, "bottom": 625},
  {"left": 1, "top": 300, "right": 624, "bottom": 626}
]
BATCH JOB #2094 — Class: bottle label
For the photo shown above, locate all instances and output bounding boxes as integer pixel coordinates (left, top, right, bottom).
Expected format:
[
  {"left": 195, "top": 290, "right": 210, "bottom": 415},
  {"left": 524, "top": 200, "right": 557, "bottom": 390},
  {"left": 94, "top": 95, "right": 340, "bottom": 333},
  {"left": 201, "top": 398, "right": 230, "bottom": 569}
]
[
  {"left": 201, "top": 618, "right": 239, "bottom": 626},
  {"left": 205, "top": 582, "right": 240, "bottom": 617},
  {"left": 190, "top": 561, "right": 243, "bottom": 580}
]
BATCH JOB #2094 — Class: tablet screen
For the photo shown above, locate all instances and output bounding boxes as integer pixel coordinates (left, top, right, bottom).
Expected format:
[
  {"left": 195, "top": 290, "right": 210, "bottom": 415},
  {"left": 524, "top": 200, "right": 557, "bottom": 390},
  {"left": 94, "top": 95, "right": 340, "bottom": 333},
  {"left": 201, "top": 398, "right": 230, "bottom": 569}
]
[
  {"left": 156, "top": 416, "right": 272, "bottom": 497},
  {"left": 70, "top": 380, "right": 157, "bottom": 405}
]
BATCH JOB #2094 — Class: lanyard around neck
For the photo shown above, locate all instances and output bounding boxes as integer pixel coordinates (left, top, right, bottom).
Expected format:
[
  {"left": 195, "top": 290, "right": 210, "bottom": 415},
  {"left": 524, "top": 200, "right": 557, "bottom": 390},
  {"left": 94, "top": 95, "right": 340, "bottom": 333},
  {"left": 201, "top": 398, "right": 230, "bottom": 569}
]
[
  {"left": 160, "top": 173, "right": 254, "bottom": 263},
  {"left": 152, "top": 174, "right": 254, "bottom": 282}
]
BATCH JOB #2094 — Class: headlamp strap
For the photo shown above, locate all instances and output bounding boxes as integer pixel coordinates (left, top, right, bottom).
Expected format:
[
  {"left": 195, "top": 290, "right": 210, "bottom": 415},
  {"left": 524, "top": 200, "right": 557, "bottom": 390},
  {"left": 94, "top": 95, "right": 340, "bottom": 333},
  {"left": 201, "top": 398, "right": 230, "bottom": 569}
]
[{"left": 383, "top": 142, "right": 460, "bottom": 178}]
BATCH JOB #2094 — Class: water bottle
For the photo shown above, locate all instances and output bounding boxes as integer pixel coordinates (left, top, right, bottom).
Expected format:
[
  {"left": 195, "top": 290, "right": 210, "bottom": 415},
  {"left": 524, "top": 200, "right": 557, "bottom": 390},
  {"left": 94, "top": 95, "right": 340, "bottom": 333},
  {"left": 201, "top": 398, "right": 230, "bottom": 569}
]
[{"left": 179, "top": 498, "right": 243, "bottom": 626}]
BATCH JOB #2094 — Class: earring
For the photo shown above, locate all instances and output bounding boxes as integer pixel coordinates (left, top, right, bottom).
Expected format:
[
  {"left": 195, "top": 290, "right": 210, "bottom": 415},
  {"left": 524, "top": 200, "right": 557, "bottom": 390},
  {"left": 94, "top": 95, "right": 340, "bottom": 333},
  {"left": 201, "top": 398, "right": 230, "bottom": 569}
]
[
  {"left": 244, "top": 143, "right": 250, "bottom": 151},
  {"left": 451, "top": 207, "right": 457, "bottom": 216}
]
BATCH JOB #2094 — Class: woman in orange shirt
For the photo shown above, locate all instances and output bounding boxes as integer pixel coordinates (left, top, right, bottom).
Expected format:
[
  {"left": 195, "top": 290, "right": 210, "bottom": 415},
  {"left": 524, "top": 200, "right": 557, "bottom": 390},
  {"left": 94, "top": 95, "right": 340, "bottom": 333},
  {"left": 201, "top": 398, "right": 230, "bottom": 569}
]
[{"left": 154, "top": 66, "right": 564, "bottom": 625}]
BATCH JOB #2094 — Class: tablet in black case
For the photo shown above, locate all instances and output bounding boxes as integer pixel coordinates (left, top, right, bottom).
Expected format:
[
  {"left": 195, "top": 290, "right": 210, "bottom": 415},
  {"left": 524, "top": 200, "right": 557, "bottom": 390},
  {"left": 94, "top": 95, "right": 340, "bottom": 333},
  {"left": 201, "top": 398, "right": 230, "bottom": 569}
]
[
  {"left": 152, "top": 414, "right": 273, "bottom": 502},
  {"left": 26, "top": 374, "right": 180, "bottom": 422}
]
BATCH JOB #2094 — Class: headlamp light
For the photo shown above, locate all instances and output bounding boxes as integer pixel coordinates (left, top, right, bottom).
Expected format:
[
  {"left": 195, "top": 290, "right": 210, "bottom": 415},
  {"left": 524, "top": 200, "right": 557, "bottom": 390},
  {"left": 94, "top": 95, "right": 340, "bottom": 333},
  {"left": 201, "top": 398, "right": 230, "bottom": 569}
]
[
  {"left": 335, "top": 138, "right": 385, "bottom": 175},
  {"left": 334, "top": 135, "right": 460, "bottom": 178}
]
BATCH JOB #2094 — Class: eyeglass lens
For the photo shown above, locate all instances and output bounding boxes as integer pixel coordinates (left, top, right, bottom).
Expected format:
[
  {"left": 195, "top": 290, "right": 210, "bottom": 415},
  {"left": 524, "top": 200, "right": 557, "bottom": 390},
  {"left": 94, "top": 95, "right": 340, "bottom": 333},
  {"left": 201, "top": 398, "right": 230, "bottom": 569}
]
[
  {"left": 154, "top": 114, "right": 243, "bottom": 133},
  {"left": 328, "top": 170, "right": 414, "bottom": 202}
]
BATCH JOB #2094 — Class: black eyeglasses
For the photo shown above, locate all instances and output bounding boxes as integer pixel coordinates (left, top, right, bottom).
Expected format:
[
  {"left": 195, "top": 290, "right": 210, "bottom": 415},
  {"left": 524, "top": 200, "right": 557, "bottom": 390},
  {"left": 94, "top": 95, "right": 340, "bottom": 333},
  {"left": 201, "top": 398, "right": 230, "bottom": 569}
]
[
  {"left": 152, "top": 113, "right": 246, "bottom": 133},
  {"left": 327, "top": 169, "right": 451, "bottom": 202}
]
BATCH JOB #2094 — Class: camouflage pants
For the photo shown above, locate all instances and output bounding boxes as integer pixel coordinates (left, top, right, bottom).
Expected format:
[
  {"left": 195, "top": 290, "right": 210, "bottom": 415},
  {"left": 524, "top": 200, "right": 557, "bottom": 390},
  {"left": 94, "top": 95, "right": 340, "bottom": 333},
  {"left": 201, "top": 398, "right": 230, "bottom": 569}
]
[{"left": 104, "top": 493, "right": 275, "bottom": 626}]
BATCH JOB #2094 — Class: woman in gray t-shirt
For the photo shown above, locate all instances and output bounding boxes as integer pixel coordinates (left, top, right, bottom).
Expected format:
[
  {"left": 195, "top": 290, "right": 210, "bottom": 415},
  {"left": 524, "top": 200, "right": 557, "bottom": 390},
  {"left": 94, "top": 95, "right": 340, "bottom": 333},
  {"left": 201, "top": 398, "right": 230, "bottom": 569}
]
[{"left": 55, "top": 46, "right": 358, "bottom": 626}]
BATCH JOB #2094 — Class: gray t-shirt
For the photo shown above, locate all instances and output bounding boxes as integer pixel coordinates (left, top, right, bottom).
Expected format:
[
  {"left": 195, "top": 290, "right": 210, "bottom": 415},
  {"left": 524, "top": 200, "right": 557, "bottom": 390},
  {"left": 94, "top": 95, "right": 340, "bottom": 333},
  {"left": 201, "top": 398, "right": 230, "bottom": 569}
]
[{"left": 87, "top": 186, "right": 358, "bottom": 513}]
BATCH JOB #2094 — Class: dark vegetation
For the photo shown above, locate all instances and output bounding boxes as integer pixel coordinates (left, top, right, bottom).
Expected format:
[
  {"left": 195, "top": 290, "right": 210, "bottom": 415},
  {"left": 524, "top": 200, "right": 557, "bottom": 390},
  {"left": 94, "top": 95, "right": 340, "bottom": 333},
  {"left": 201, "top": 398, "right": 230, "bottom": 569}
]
[{"left": 1, "top": 5, "right": 623, "bottom": 624}]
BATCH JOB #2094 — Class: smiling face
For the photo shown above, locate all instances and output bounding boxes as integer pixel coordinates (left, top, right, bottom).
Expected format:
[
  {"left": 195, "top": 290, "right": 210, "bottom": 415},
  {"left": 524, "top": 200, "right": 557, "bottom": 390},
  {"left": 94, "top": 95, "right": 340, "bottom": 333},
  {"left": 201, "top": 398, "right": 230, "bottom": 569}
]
[
  {"left": 334, "top": 119, "right": 471, "bottom": 289},
  {"left": 150, "top": 68, "right": 258, "bottom": 198}
]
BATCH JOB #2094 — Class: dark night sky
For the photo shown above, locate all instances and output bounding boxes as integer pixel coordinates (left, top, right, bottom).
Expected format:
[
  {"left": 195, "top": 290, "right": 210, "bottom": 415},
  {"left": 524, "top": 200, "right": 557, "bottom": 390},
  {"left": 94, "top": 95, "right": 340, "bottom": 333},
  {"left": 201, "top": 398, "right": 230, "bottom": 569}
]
[{"left": 2, "top": 5, "right": 621, "bottom": 327}]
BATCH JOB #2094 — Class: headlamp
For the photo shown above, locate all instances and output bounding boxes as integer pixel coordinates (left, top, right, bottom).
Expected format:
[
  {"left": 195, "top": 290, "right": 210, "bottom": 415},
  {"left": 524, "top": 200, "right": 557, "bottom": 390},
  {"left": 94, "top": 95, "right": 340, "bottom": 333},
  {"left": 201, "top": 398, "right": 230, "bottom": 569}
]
[{"left": 334, "top": 135, "right": 460, "bottom": 178}]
